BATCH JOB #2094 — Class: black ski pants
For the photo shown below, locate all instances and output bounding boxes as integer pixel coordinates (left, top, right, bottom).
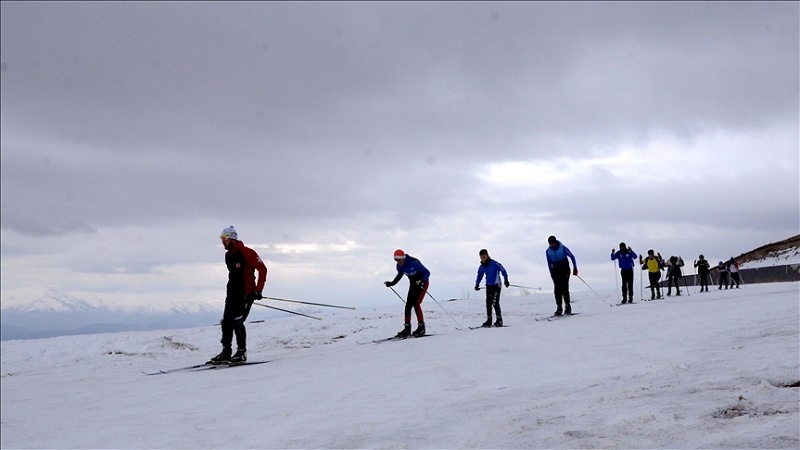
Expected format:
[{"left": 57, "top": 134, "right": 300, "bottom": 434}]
[
  {"left": 551, "top": 266, "right": 572, "bottom": 312},
  {"left": 699, "top": 273, "right": 709, "bottom": 291},
  {"left": 404, "top": 281, "right": 427, "bottom": 325},
  {"left": 620, "top": 268, "right": 634, "bottom": 301},
  {"left": 647, "top": 272, "right": 662, "bottom": 299},
  {"left": 485, "top": 284, "right": 502, "bottom": 320},
  {"left": 221, "top": 293, "right": 256, "bottom": 351}
]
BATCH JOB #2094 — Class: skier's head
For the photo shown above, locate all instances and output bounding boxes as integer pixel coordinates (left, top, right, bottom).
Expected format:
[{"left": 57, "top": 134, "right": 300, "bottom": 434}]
[
  {"left": 647, "top": 249, "right": 655, "bottom": 256},
  {"left": 619, "top": 242, "right": 627, "bottom": 250},
  {"left": 393, "top": 249, "right": 406, "bottom": 262},
  {"left": 548, "top": 235, "right": 558, "bottom": 247},
  {"left": 479, "top": 248, "right": 490, "bottom": 264},
  {"left": 699, "top": 254, "right": 705, "bottom": 259},
  {"left": 220, "top": 225, "right": 238, "bottom": 249}
]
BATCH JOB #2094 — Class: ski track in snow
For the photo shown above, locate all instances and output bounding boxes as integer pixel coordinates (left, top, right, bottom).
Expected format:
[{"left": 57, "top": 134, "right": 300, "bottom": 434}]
[{"left": 1, "top": 282, "right": 798, "bottom": 449}]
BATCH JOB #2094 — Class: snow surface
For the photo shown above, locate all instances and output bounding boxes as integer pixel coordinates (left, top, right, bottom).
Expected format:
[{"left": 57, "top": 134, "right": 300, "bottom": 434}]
[{"left": 2, "top": 282, "right": 799, "bottom": 449}]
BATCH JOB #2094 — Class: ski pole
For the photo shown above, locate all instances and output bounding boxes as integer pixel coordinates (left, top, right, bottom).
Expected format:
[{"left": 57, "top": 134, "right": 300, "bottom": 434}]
[
  {"left": 388, "top": 285, "right": 406, "bottom": 304},
  {"left": 253, "top": 301, "right": 322, "bottom": 320},
  {"left": 509, "top": 284, "right": 543, "bottom": 290},
  {"left": 612, "top": 260, "right": 620, "bottom": 304},
  {"left": 261, "top": 295, "right": 356, "bottom": 310},
  {"left": 576, "top": 274, "right": 607, "bottom": 302},
  {"left": 426, "top": 291, "right": 464, "bottom": 330}
]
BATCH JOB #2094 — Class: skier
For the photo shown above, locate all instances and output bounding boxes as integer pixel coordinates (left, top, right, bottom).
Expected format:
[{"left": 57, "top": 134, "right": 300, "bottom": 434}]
[
  {"left": 727, "top": 257, "right": 741, "bottom": 288},
  {"left": 717, "top": 260, "right": 729, "bottom": 290},
  {"left": 640, "top": 250, "right": 664, "bottom": 300},
  {"left": 611, "top": 242, "right": 638, "bottom": 304},
  {"left": 545, "top": 236, "right": 578, "bottom": 316},
  {"left": 665, "top": 256, "right": 684, "bottom": 296},
  {"left": 209, "top": 226, "right": 267, "bottom": 365},
  {"left": 474, "top": 249, "right": 510, "bottom": 327},
  {"left": 384, "top": 249, "right": 430, "bottom": 337},
  {"left": 694, "top": 255, "right": 711, "bottom": 292}
]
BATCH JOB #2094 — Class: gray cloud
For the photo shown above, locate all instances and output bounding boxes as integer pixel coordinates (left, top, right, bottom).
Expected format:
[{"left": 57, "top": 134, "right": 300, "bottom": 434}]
[{"left": 1, "top": 2, "right": 797, "bottom": 307}]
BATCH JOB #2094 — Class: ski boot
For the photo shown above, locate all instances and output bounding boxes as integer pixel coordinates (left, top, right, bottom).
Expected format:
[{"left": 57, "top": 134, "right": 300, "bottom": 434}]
[
  {"left": 412, "top": 323, "right": 426, "bottom": 337},
  {"left": 481, "top": 319, "right": 493, "bottom": 328},
  {"left": 494, "top": 317, "right": 503, "bottom": 327},
  {"left": 230, "top": 349, "right": 247, "bottom": 365},
  {"left": 208, "top": 348, "right": 231, "bottom": 365},
  {"left": 553, "top": 309, "right": 563, "bottom": 317},
  {"left": 396, "top": 324, "right": 411, "bottom": 338}
]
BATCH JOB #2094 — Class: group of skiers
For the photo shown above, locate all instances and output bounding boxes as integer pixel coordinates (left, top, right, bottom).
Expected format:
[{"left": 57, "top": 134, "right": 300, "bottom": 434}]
[
  {"left": 611, "top": 243, "right": 743, "bottom": 301},
  {"left": 207, "top": 225, "right": 744, "bottom": 362},
  {"left": 385, "top": 235, "right": 578, "bottom": 337}
]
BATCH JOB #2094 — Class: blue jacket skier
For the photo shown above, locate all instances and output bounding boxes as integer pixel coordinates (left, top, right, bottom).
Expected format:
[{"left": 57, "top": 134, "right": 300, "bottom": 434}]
[
  {"left": 545, "top": 236, "right": 578, "bottom": 316},
  {"left": 611, "top": 242, "right": 638, "bottom": 303},
  {"left": 385, "top": 249, "right": 430, "bottom": 337},
  {"left": 474, "top": 249, "right": 510, "bottom": 327}
]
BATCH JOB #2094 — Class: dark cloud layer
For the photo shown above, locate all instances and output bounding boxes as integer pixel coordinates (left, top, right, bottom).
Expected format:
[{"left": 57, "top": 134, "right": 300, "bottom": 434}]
[{"left": 1, "top": 2, "right": 797, "bottom": 304}]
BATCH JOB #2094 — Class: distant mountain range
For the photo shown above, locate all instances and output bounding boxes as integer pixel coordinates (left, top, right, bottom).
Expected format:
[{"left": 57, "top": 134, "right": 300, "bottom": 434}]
[{"left": 1, "top": 290, "right": 224, "bottom": 341}]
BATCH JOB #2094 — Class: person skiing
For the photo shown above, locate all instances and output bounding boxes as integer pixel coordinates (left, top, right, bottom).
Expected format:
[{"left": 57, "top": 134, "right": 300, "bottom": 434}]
[
  {"left": 665, "top": 256, "right": 684, "bottom": 296},
  {"left": 717, "top": 260, "right": 729, "bottom": 289},
  {"left": 727, "top": 257, "right": 741, "bottom": 288},
  {"left": 694, "top": 255, "right": 711, "bottom": 292},
  {"left": 474, "top": 249, "right": 510, "bottom": 327},
  {"left": 640, "top": 250, "right": 664, "bottom": 300},
  {"left": 611, "top": 242, "right": 638, "bottom": 304},
  {"left": 545, "top": 236, "right": 578, "bottom": 316},
  {"left": 209, "top": 226, "right": 268, "bottom": 365},
  {"left": 384, "top": 249, "right": 430, "bottom": 337}
]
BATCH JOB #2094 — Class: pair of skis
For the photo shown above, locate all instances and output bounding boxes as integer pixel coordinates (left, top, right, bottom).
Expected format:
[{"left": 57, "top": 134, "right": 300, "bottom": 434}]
[
  {"left": 358, "top": 334, "right": 434, "bottom": 345},
  {"left": 535, "top": 312, "right": 581, "bottom": 322},
  {"left": 143, "top": 360, "right": 272, "bottom": 376}
]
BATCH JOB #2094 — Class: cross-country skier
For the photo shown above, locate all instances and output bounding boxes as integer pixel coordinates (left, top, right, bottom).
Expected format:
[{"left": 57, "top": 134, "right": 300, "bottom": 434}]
[
  {"left": 694, "top": 255, "right": 711, "bottom": 292},
  {"left": 384, "top": 249, "right": 430, "bottom": 337},
  {"left": 545, "top": 236, "right": 578, "bottom": 316},
  {"left": 209, "top": 226, "right": 267, "bottom": 365},
  {"left": 474, "top": 249, "right": 510, "bottom": 327},
  {"left": 665, "top": 256, "right": 684, "bottom": 296},
  {"left": 640, "top": 250, "right": 664, "bottom": 300},
  {"left": 717, "top": 261, "right": 729, "bottom": 290},
  {"left": 727, "top": 257, "right": 741, "bottom": 288},
  {"left": 611, "top": 242, "right": 638, "bottom": 304}
]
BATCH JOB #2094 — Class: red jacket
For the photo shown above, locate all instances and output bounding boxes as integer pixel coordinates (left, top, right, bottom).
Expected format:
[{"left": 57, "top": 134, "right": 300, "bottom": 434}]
[{"left": 225, "top": 240, "right": 267, "bottom": 296}]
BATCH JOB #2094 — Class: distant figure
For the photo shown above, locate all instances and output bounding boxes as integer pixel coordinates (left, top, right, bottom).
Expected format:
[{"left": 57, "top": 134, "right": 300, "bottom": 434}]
[
  {"left": 384, "top": 249, "right": 430, "bottom": 337},
  {"left": 717, "top": 261, "right": 729, "bottom": 290},
  {"left": 727, "top": 257, "right": 741, "bottom": 289},
  {"left": 640, "top": 250, "right": 665, "bottom": 300},
  {"left": 474, "top": 249, "right": 510, "bottom": 327},
  {"left": 209, "top": 226, "right": 267, "bottom": 365},
  {"left": 611, "top": 242, "right": 638, "bottom": 304},
  {"left": 545, "top": 236, "right": 578, "bottom": 316},
  {"left": 694, "top": 255, "right": 711, "bottom": 292},
  {"left": 665, "top": 256, "right": 684, "bottom": 296}
]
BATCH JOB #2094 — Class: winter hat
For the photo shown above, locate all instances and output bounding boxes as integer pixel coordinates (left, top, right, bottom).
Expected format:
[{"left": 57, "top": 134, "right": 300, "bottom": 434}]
[
  {"left": 393, "top": 249, "right": 406, "bottom": 260},
  {"left": 220, "top": 225, "right": 238, "bottom": 240}
]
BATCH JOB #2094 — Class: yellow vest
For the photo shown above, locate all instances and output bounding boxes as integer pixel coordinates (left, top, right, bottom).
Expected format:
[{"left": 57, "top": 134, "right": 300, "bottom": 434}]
[{"left": 646, "top": 257, "right": 661, "bottom": 273}]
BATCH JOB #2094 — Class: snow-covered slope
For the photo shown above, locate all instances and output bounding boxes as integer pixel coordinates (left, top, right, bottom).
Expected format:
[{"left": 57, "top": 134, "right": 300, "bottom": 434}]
[{"left": 2, "top": 282, "right": 798, "bottom": 449}]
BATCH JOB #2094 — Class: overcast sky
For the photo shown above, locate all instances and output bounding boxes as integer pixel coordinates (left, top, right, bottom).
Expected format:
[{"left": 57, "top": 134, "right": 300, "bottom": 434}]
[{"left": 2, "top": 2, "right": 798, "bottom": 311}]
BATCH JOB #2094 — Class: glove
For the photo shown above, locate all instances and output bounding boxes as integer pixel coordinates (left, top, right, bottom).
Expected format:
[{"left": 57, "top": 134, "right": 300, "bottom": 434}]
[
  {"left": 573, "top": 268, "right": 579, "bottom": 276},
  {"left": 384, "top": 281, "right": 393, "bottom": 287},
  {"left": 254, "top": 291, "right": 263, "bottom": 300},
  {"left": 474, "top": 285, "right": 480, "bottom": 291},
  {"left": 504, "top": 280, "right": 510, "bottom": 288}
]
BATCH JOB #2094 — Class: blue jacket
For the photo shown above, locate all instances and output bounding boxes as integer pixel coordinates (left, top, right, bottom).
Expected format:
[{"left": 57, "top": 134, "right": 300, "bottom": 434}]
[
  {"left": 546, "top": 241, "right": 577, "bottom": 275},
  {"left": 390, "top": 255, "right": 430, "bottom": 285},
  {"left": 476, "top": 258, "right": 509, "bottom": 287},
  {"left": 611, "top": 249, "right": 638, "bottom": 270}
]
